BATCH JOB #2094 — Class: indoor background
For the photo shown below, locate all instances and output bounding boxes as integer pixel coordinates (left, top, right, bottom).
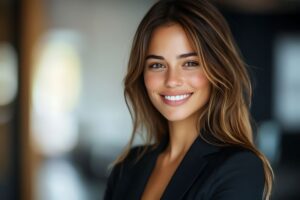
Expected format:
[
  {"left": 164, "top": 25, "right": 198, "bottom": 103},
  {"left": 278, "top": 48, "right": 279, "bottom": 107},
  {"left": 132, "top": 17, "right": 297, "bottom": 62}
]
[{"left": 0, "top": 0, "right": 299, "bottom": 199}]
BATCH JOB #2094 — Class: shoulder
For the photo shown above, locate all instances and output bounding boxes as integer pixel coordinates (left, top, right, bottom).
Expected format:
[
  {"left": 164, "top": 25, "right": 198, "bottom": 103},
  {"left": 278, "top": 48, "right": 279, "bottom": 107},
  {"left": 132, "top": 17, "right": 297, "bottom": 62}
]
[
  {"left": 109, "top": 144, "right": 154, "bottom": 173},
  {"left": 103, "top": 144, "right": 152, "bottom": 199},
  {"left": 206, "top": 146, "right": 265, "bottom": 200},
  {"left": 123, "top": 144, "right": 154, "bottom": 164},
  {"left": 216, "top": 146, "right": 264, "bottom": 170},
  {"left": 106, "top": 144, "right": 154, "bottom": 183}
]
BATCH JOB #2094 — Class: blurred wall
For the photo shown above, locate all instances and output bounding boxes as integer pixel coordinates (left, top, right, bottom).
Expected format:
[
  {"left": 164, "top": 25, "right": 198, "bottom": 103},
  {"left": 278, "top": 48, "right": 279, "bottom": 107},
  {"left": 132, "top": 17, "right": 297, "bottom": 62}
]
[
  {"left": 29, "top": 0, "right": 157, "bottom": 199},
  {"left": 0, "top": 0, "right": 20, "bottom": 200}
]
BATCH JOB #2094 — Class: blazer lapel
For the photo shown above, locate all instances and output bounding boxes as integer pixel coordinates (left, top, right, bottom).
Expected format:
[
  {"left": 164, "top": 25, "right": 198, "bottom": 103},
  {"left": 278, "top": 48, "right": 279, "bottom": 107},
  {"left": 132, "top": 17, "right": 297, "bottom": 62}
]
[
  {"left": 123, "top": 134, "right": 219, "bottom": 200},
  {"left": 125, "top": 136, "right": 169, "bottom": 200},
  {"left": 161, "top": 135, "right": 219, "bottom": 200}
]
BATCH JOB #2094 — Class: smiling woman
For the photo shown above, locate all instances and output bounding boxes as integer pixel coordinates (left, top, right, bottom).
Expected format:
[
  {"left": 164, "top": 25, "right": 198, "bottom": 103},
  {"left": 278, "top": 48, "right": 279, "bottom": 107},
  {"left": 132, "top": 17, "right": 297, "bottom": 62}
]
[
  {"left": 104, "top": 0, "right": 273, "bottom": 200},
  {"left": 144, "top": 24, "right": 211, "bottom": 123}
]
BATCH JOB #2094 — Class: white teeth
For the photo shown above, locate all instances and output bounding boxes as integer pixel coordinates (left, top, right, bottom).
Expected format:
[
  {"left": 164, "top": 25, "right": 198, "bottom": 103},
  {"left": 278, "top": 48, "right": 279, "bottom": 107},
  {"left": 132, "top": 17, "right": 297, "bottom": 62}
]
[{"left": 164, "top": 94, "right": 190, "bottom": 101}]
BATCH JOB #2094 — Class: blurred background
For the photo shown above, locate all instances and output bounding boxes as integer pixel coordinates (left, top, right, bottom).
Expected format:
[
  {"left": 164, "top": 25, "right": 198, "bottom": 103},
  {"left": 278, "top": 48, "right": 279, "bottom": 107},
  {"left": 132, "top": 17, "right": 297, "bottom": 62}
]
[{"left": 0, "top": 0, "right": 299, "bottom": 199}]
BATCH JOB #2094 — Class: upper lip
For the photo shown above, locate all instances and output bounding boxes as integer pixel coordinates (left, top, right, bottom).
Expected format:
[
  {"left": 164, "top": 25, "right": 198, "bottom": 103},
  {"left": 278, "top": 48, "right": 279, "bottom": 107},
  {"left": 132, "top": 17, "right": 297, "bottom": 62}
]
[{"left": 160, "top": 92, "right": 193, "bottom": 96}]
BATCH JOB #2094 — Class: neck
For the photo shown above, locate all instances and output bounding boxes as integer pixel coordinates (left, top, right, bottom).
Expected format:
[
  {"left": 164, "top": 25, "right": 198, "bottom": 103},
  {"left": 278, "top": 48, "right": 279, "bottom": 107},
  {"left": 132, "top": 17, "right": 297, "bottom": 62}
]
[{"left": 165, "top": 115, "right": 199, "bottom": 161}]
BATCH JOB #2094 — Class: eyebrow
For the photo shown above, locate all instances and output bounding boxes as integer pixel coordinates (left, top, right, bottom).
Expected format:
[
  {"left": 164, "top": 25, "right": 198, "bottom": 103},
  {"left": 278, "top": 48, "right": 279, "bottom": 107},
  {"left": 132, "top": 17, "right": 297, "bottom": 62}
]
[{"left": 145, "top": 52, "right": 198, "bottom": 60}]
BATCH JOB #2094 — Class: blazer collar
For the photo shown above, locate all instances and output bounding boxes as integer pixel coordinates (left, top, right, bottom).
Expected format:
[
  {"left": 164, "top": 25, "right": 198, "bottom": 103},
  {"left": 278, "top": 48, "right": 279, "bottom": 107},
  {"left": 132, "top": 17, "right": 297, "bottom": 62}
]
[
  {"left": 126, "top": 133, "right": 220, "bottom": 200},
  {"left": 161, "top": 135, "right": 219, "bottom": 199}
]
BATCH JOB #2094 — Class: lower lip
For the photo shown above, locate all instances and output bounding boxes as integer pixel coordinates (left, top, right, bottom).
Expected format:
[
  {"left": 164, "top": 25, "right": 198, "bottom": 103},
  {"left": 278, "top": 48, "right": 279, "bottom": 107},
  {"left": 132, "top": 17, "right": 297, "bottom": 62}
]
[{"left": 161, "top": 94, "right": 192, "bottom": 106}]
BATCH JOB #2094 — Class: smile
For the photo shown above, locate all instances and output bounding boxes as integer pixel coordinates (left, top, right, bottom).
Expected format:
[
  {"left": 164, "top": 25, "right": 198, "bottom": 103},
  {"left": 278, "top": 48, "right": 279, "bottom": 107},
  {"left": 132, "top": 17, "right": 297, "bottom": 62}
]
[
  {"left": 160, "top": 93, "right": 193, "bottom": 106},
  {"left": 164, "top": 94, "right": 191, "bottom": 101}
]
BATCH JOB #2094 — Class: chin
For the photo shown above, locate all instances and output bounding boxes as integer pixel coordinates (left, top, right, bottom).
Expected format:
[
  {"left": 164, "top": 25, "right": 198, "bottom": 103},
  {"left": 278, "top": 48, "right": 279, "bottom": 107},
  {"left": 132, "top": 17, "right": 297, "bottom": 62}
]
[{"left": 161, "top": 111, "right": 193, "bottom": 122}]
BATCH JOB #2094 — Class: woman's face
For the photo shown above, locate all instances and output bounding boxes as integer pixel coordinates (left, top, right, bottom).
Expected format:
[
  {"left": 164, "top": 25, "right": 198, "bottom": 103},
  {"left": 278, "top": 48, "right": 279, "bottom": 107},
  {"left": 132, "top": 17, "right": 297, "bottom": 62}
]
[{"left": 144, "top": 24, "right": 211, "bottom": 122}]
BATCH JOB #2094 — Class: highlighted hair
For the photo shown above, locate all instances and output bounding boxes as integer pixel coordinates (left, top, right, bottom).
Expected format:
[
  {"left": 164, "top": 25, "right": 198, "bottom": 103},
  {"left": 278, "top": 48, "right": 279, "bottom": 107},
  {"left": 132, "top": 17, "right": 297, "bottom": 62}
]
[{"left": 114, "top": 0, "right": 273, "bottom": 199}]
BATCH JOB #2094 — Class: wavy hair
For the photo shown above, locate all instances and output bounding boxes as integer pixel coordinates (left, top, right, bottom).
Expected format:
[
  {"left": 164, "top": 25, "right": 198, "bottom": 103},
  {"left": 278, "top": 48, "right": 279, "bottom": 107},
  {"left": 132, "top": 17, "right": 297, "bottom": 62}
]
[{"left": 114, "top": 0, "right": 273, "bottom": 199}]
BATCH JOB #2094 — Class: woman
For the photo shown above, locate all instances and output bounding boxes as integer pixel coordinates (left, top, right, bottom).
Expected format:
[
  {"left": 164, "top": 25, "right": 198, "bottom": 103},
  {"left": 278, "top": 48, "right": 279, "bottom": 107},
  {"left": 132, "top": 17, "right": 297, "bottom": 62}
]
[{"left": 104, "top": 0, "right": 273, "bottom": 199}]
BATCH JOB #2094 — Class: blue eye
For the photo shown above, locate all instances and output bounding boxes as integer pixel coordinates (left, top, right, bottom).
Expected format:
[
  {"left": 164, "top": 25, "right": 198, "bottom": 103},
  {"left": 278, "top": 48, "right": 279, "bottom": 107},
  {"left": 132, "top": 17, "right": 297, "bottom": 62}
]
[{"left": 184, "top": 61, "right": 199, "bottom": 67}]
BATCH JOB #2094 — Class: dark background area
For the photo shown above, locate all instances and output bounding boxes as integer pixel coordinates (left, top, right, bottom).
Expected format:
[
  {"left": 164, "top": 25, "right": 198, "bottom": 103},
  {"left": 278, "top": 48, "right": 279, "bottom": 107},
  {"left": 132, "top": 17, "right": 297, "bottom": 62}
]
[{"left": 223, "top": 11, "right": 300, "bottom": 200}]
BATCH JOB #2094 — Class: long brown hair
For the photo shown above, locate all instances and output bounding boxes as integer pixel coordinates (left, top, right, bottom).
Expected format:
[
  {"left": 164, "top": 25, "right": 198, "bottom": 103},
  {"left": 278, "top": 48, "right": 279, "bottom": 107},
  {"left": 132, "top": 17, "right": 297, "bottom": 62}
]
[{"left": 115, "top": 0, "right": 273, "bottom": 199}]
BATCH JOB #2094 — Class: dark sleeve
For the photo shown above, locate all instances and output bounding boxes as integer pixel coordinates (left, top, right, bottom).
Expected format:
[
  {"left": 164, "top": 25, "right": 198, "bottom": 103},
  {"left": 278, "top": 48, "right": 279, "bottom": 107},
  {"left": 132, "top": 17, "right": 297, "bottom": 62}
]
[
  {"left": 103, "top": 163, "right": 122, "bottom": 200},
  {"left": 211, "top": 150, "right": 265, "bottom": 200}
]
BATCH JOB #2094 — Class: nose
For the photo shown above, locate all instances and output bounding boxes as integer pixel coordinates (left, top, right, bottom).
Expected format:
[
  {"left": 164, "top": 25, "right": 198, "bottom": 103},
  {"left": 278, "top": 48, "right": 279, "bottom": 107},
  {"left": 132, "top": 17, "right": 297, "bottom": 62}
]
[{"left": 165, "top": 67, "right": 183, "bottom": 88}]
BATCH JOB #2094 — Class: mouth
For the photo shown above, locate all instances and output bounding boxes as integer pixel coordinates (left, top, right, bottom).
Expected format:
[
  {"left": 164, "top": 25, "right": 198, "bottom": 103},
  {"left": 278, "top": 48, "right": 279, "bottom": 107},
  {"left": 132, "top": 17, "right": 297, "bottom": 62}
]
[{"left": 160, "top": 92, "right": 193, "bottom": 106}]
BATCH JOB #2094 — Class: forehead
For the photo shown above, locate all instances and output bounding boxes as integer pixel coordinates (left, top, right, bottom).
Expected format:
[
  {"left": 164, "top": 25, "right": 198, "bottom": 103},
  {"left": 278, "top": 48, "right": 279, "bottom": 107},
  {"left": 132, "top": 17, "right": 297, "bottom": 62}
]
[{"left": 147, "top": 23, "right": 196, "bottom": 55}]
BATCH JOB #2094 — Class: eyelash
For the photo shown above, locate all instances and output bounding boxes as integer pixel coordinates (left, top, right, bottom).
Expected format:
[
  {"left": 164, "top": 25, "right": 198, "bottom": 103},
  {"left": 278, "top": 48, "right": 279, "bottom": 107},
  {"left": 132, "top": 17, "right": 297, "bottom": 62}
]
[
  {"left": 147, "top": 61, "right": 199, "bottom": 69},
  {"left": 183, "top": 61, "right": 199, "bottom": 67},
  {"left": 149, "top": 63, "right": 165, "bottom": 69}
]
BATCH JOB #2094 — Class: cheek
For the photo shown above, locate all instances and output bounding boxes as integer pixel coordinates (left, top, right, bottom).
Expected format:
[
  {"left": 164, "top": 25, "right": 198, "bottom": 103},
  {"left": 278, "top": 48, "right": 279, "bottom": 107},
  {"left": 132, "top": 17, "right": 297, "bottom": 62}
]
[
  {"left": 144, "top": 73, "right": 163, "bottom": 91},
  {"left": 187, "top": 72, "right": 210, "bottom": 89}
]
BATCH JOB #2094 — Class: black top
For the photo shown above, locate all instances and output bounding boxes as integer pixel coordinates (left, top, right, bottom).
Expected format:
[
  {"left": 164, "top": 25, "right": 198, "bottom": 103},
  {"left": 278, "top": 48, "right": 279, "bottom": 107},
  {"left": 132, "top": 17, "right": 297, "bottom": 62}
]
[{"left": 103, "top": 134, "right": 265, "bottom": 200}]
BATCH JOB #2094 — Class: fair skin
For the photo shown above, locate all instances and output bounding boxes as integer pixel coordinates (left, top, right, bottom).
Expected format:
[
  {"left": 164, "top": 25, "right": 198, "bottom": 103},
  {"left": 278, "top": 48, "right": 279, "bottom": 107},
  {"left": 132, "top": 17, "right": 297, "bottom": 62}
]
[{"left": 142, "top": 23, "right": 211, "bottom": 199}]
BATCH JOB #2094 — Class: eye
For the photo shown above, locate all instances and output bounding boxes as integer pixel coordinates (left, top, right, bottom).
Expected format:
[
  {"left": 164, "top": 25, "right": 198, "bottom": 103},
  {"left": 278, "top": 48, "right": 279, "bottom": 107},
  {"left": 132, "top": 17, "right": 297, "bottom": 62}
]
[
  {"left": 183, "top": 61, "right": 199, "bottom": 67},
  {"left": 148, "top": 63, "right": 165, "bottom": 70}
]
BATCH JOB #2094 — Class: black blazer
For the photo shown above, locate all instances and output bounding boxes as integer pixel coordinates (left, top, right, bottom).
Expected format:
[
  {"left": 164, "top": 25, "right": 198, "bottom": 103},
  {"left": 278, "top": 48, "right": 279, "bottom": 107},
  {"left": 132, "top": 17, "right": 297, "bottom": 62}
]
[{"left": 103, "top": 134, "right": 265, "bottom": 200}]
